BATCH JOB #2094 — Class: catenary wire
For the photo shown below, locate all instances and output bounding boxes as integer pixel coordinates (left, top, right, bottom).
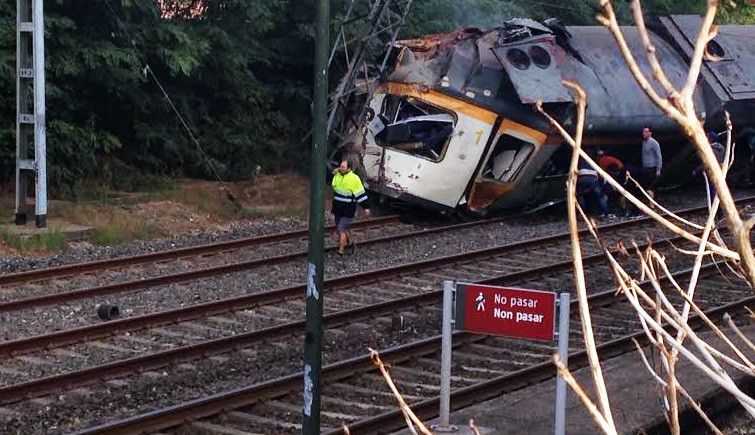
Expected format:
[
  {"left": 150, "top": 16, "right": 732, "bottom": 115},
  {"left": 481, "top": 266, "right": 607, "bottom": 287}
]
[{"left": 100, "top": 0, "right": 229, "bottom": 185}]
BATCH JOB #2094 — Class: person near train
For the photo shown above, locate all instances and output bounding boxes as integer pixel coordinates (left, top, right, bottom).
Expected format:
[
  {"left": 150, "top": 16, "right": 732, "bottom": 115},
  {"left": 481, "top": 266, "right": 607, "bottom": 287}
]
[
  {"left": 640, "top": 126, "right": 663, "bottom": 201},
  {"left": 330, "top": 159, "right": 371, "bottom": 255},
  {"left": 576, "top": 155, "right": 614, "bottom": 218},
  {"left": 692, "top": 131, "right": 726, "bottom": 218},
  {"left": 596, "top": 148, "right": 635, "bottom": 217}
]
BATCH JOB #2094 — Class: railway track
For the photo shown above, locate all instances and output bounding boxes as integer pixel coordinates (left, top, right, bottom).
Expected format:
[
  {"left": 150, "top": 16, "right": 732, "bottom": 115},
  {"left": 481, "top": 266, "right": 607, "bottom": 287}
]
[
  {"left": 2, "top": 199, "right": 749, "bottom": 319},
  {"left": 76, "top": 262, "right": 753, "bottom": 434},
  {"left": 0, "top": 226, "right": 677, "bottom": 405},
  {"left": 0, "top": 212, "right": 549, "bottom": 314},
  {"left": 0, "top": 199, "right": 726, "bottom": 356},
  {"left": 0, "top": 200, "right": 747, "bottom": 432},
  {"left": 0, "top": 216, "right": 402, "bottom": 287}
]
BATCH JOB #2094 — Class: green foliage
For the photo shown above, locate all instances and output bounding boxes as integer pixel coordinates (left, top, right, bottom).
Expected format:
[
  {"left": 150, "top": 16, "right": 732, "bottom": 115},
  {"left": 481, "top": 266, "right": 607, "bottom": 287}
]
[
  {"left": 90, "top": 226, "right": 124, "bottom": 246},
  {"left": 720, "top": 2, "right": 755, "bottom": 24},
  {"left": 0, "top": 0, "right": 751, "bottom": 197},
  {"left": 0, "top": 226, "right": 67, "bottom": 251},
  {"left": 0, "top": 0, "right": 316, "bottom": 193},
  {"left": 405, "top": 0, "right": 753, "bottom": 34},
  {"left": 90, "top": 220, "right": 162, "bottom": 246}
]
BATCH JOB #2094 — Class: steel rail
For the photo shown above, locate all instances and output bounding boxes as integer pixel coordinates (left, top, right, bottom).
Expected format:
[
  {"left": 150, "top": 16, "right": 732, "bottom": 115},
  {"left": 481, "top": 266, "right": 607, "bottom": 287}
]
[
  {"left": 0, "top": 215, "right": 400, "bottom": 287},
  {"left": 0, "top": 232, "right": 683, "bottom": 405},
  {"left": 0, "top": 205, "right": 705, "bottom": 357},
  {"left": 73, "top": 265, "right": 752, "bottom": 435},
  {"left": 0, "top": 215, "right": 512, "bottom": 312},
  {"left": 0, "top": 198, "right": 736, "bottom": 314},
  {"left": 338, "top": 297, "right": 755, "bottom": 434}
]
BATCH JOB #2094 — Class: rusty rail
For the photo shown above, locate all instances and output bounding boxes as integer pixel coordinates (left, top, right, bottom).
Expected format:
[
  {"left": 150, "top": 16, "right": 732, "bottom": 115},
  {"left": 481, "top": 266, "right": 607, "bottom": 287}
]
[
  {"left": 0, "top": 215, "right": 510, "bottom": 312},
  {"left": 73, "top": 264, "right": 752, "bottom": 435},
  {"left": 338, "top": 296, "right": 755, "bottom": 434},
  {"left": 0, "top": 233, "right": 681, "bottom": 405},
  {"left": 0, "top": 215, "right": 400, "bottom": 288},
  {"left": 0, "top": 205, "right": 702, "bottom": 357},
  {"left": 1, "top": 197, "right": 742, "bottom": 314}
]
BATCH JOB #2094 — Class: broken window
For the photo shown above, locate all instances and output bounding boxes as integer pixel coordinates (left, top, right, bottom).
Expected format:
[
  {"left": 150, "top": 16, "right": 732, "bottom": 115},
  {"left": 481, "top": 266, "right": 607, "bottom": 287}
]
[
  {"left": 372, "top": 96, "right": 455, "bottom": 162},
  {"left": 482, "top": 134, "right": 534, "bottom": 182}
]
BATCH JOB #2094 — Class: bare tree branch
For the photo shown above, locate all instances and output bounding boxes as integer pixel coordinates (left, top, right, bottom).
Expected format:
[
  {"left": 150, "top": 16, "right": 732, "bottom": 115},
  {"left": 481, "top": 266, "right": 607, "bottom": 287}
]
[
  {"left": 369, "top": 348, "right": 432, "bottom": 435},
  {"left": 681, "top": 1, "right": 719, "bottom": 102},
  {"left": 598, "top": 0, "right": 755, "bottom": 285},
  {"left": 535, "top": 102, "right": 739, "bottom": 261},
  {"left": 553, "top": 80, "right": 616, "bottom": 427},
  {"left": 677, "top": 384, "right": 725, "bottom": 435},
  {"left": 553, "top": 355, "right": 617, "bottom": 434},
  {"left": 628, "top": 0, "right": 679, "bottom": 100},
  {"left": 469, "top": 419, "right": 482, "bottom": 435},
  {"left": 724, "top": 313, "right": 755, "bottom": 354}
]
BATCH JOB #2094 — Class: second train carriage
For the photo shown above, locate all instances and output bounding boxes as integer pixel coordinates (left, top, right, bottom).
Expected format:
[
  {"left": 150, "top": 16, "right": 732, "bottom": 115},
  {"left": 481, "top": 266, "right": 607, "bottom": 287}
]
[{"left": 338, "top": 15, "right": 755, "bottom": 214}]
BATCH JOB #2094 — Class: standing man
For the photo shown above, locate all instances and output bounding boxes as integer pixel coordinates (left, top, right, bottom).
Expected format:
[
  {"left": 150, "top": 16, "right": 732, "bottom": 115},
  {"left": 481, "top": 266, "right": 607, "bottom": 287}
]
[
  {"left": 640, "top": 126, "right": 662, "bottom": 200},
  {"left": 331, "top": 159, "right": 370, "bottom": 255},
  {"left": 693, "top": 131, "right": 726, "bottom": 212}
]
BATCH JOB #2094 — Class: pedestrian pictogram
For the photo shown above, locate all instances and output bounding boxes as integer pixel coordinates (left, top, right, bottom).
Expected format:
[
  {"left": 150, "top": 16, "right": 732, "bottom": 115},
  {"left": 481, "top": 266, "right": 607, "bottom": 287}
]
[{"left": 475, "top": 292, "right": 485, "bottom": 311}]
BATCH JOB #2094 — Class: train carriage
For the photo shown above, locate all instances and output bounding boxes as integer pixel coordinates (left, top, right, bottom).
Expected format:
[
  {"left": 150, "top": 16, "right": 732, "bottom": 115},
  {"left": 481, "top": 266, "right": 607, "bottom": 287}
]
[{"left": 340, "top": 15, "right": 755, "bottom": 214}]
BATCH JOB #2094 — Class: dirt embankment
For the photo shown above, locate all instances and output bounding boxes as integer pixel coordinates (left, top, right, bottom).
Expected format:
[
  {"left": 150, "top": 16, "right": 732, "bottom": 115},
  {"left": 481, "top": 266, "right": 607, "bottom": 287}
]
[{"left": 0, "top": 174, "right": 311, "bottom": 255}]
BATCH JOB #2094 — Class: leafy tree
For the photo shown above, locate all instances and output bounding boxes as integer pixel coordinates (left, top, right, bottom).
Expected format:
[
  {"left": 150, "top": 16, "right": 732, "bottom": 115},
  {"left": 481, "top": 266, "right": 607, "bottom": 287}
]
[
  {"left": 1, "top": 0, "right": 316, "bottom": 195},
  {"left": 0, "top": 0, "right": 750, "bottom": 196}
]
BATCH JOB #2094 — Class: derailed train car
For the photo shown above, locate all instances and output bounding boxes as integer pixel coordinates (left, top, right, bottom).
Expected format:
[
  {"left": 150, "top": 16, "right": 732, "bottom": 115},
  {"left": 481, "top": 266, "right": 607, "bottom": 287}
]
[{"left": 339, "top": 15, "right": 755, "bottom": 215}]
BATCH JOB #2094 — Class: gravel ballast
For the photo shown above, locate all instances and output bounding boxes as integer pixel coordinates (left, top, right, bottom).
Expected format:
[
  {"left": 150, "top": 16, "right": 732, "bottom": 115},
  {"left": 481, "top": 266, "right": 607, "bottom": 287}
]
[{"left": 0, "top": 186, "right": 752, "bottom": 433}]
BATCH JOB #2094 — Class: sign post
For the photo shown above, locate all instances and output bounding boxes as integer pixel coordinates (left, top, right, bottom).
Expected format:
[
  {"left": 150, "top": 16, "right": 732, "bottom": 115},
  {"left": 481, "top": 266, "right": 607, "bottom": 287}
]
[
  {"left": 439, "top": 282, "right": 570, "bottom": 434},
  {"left": 435, "top": 280, "right": 458, "bottom": 432},
  {"left": 302, "top": 0, "right": 329, "bottom": 432},
  {"left": 554, "top": 292, "right": 570, "bottom": 435}
]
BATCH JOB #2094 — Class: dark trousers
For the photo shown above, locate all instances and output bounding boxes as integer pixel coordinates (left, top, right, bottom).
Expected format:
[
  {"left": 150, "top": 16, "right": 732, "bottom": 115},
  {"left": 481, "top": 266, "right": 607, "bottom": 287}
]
[
  {"left": 577, "top": 176, "right": 611, "bottom": 216},
  {"left": 640, "top": 167, "right": 659, "bottom": 192}
]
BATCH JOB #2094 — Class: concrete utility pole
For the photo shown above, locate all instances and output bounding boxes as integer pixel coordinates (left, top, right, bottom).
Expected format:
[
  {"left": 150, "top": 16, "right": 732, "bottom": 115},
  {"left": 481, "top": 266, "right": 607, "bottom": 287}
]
[
  {"left": 302, "top": 0, "right": 329, "bottom": 432},
  {"left": 16, "top": 0, "right": 47, "bottom": 228}
]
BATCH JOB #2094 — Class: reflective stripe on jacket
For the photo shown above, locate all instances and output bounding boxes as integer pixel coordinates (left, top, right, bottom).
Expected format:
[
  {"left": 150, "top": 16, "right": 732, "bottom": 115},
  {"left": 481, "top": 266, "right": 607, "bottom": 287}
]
[{"left": 331, "top": 170, "right": 369, "bottom": 218}]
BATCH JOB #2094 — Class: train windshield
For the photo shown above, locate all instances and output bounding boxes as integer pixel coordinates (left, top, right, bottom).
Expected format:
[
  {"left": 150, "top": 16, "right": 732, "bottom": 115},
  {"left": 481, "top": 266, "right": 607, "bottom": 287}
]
[{"left": 373, "top": 96, "right": 455, "bottom": 162}]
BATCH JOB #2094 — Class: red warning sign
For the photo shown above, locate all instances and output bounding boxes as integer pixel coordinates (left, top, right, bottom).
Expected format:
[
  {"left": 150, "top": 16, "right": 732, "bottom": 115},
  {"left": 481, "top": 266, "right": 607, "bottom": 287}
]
[{"left": 455, "top": 283, "right": 556, "bottom": 341}]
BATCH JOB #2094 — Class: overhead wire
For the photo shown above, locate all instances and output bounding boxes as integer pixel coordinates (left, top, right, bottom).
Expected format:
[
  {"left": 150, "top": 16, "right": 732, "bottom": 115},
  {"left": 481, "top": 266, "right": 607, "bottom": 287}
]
[{"left": 100, "top": 0, "right": 230, "bottom": 187}]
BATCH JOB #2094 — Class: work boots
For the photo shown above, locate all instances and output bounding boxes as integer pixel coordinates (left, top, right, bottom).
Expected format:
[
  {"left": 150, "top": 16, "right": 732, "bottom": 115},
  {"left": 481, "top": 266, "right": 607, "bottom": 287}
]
[{"left": 338, "top": 232, "right": 348, "bottom": 256}]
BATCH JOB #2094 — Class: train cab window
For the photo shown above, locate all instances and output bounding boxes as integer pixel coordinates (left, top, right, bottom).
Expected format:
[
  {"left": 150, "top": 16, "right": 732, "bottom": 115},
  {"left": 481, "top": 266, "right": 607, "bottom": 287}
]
[
  {"left": 482, "top": 134, "right": 534, "bottom": 183},
  {"left": 373, "top": 96, "right": 455, "bottom": 162}
]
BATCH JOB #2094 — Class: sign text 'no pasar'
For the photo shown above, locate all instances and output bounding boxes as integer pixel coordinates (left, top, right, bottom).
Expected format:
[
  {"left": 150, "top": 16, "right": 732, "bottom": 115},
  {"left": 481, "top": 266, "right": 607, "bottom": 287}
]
[{"left": 455, "top": 284, "right": 556, "bottom": 341}]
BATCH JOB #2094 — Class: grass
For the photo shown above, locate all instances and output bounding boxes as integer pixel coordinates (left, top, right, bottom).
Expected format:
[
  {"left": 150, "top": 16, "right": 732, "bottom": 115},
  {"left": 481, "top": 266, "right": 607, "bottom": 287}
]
[
  {"left": 0, "top": 174, "right": 310, "bottom": 249},
  {"left": 87, "top": 215, "right": 164, "bottom": 246},
  {"left": 89, "top": 221, "right": 163, "bottom": 246},
  {"left": 241, "top": 204, "right": 308, "bottom": 220},
  {"left": 90, "top": 226, "right": 124, "bottom": 246},
  {"left": 0, "top": 226, "right": 67, "bottom": 252}
]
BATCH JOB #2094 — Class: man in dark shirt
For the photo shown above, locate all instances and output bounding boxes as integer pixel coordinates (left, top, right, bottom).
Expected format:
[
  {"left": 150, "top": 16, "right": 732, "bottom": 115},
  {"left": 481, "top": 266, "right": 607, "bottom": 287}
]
[
  {"left": 596, "top": 149, "right": 633, "bottom": 216},
  {"left": 693, "top": 131, "right": 726, "bottom": 214}
]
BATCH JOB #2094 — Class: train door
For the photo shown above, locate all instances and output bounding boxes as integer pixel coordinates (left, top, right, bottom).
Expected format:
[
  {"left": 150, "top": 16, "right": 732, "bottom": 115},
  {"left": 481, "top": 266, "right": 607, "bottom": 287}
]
[
  {"left": 467, "top": 119, "right": 548, "bottom": 211},
  {"left": 367, "top": 88, "right": 497, "bottom": 209}
]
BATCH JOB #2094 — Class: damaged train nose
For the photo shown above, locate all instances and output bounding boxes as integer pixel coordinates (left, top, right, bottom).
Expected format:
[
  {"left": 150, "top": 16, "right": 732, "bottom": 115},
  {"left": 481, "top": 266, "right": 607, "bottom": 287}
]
[{"left": 342, "top": 19, "right": 560, "bottom": 214}]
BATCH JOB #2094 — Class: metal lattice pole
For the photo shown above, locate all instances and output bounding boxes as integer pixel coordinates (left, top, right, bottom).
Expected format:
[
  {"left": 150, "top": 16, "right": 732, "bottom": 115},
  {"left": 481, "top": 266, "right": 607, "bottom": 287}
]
[
  {"left": 326, "top": 0, "right": 413, "bottom": 159},
  {"left": 15, "top": 0, "right": 47, "bottom": 228}
]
